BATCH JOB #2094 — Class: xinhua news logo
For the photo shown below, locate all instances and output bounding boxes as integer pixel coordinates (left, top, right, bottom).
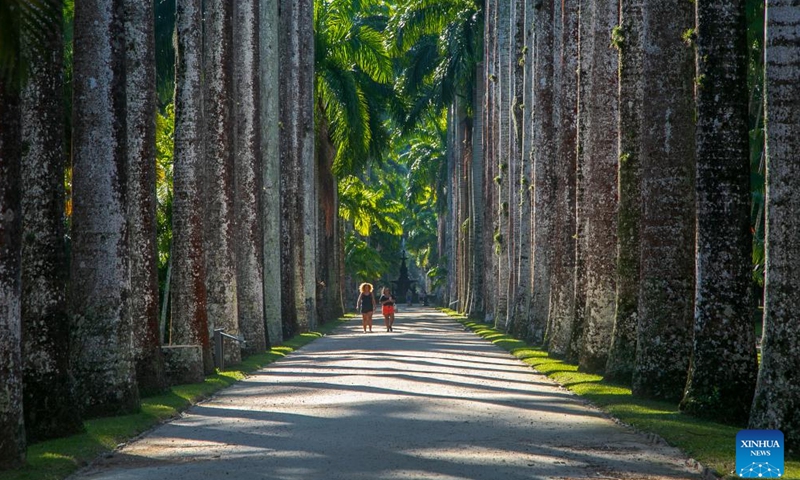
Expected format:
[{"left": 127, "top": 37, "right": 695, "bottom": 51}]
[{"left": 736, "top": 430, "right": 784, "bottom": 478}]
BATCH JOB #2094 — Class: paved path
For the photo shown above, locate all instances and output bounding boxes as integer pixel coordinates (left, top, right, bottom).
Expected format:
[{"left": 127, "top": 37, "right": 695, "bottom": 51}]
[{"left": 72, "top": 307, "right": 701, "bottom": 480}]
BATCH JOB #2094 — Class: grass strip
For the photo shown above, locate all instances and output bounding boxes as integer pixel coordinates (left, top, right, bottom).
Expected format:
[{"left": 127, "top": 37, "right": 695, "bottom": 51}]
[
  {"left": 446, "top": 310, "right": 798, "bottom": 480},
  {"left": 0, "top": 317, "right": 349, "bottom": 480}
]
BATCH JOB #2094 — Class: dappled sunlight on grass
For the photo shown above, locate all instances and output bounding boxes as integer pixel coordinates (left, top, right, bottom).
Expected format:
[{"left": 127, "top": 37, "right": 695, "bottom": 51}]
[{"left": 450, "top": 313, "right": 799, "bottom": 479}]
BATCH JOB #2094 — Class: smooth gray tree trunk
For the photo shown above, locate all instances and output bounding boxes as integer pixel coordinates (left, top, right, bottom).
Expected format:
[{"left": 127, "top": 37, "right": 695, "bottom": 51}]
[
  {"left": 125, "top": 0, "right": 166, "bottom": 395},
  {"left": 204, "top": 0, "right": 241, "bottom": 366},
  {"left": 20, "top": 1, "right": 83, "bottom": 440},
  {"left": 606, "top": 0, "right": 643, "bottom": 384},
  {"left": 749, "top": 0, "right": 800, "bottom": 447},
  {"left": 0, "top": 69, "right": 26, "bottom": 470},
  {"left": 633, "top": 0, "right": 696, "bottom": 403},
  {"left": 172, "top": 0, "right": 213, "bottom": 374},
  {"left": 259, "top": 0, "right": 283, "bottom": 346},
  {"left": 70, "top": 0, "right": 140, "bottom": 416},
  {"left": 234, "top": 0, "right": 267, "bottom": 355}
]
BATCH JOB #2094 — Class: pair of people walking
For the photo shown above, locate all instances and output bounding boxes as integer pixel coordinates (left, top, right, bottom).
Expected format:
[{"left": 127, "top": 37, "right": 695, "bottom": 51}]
[{"left": 356, "top": 283, "right": 397, "bottom": 333}]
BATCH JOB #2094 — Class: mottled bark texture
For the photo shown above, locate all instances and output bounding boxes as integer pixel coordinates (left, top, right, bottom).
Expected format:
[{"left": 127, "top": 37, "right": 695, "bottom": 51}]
[
  {"left": 0, "top": 72, "right": 26, "bottom": 470},
  {"left": 493, "top": 0, "right": 511, "bottom": 331},
  {"left": 204, "top": 0, "right": 241, "bottom": 366},
  {"left": 234, "top": 0, "right": 267, "bottom": 355},
  {"left": 125, "top": 0, "right": 166, "bottom": 395},
  {"left": 606, "top": 0, "right": 643, "bottom": 384},
  {"left": 483, "top": 0, "right": 498, "bottom": 323},
  {"left": 70, "top": 0, "right": 140, "bottom": 416},
  {"left": 259, "top": 0, "right": 283, "bottom": 346},
  {"left": 633, "top": 0, "right": 696, "bottom": 403},
  {"left": 749, "top": 0, "right": 800, "bottom": 446},
  {"left": 579, "top": 0, "right": 619, "bottom": 374},
  {"left": 504, "top": 0, "right": 524, "bottom": 330},
  {"left": 547, "top": 0, "right": 579, "bottom": 357},
  {"left": 467, "top": 61, "right": 485, "bottom": 319},
  {"left": 172, "top": 0, "right": 213, "bottom": 375},
  {"left": 279, "top": 0, "right": 317, "bottom": 335},
  {"left": 530, "top": 0, "right": 556, "bottom": 344},
  {"left": 567, "top": 0, "right": 592, "bottom": 364},
  {"left": 20, "top": 3, "right": 83, "bottom": 440},
  {"left": 509, "top": 0, "right": 534, "bottom": 338},
  {"left": 680, "top": 0, "right": 757, "bottom": 423}
]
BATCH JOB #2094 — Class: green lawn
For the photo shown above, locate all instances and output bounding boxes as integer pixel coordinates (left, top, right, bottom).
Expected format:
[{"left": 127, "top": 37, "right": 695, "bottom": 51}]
[
  {"left": 0, "top": 317, "right": 349, "bottom": 480},
  {"left": 449, "top": 311, "right": 798, "bottom": 479}
]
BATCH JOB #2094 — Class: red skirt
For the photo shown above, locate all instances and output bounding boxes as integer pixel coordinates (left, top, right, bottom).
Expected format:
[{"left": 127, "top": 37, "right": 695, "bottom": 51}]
[{"left": 382, "top": 305, "right": 395, "bottom": 315}]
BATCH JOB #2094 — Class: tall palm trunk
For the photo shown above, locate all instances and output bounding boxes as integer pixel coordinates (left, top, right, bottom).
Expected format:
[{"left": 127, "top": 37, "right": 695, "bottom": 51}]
[
  {"left": 259, "top": 0, "right": 283, "bottom": 345},
  {"left": 125, "top": 0, "right": 166, "bottom": 395},
  {"left": 20, "top": 0, "right": 83, "bottom": 439},
  {"left": 680, "top": 0, "right": 757, "bottom": 423},
  {"left": 467, "top": 61, "right": 485, "bottom": 319},
  {"left": 279, "top": 0, "right": 317, "bottom": 334},
  {"left": 509, "top": 0, "right": 534, "bottom": 338},
  {"left": 172, "top": 0, "right": 213, "bottom": 374},
  {"left": 568, "top": 0, "right": 593, "bottom": 363},
  {"left": 633, "top": 0, "right": 696, "bottom": 403},
  {"left": 579, "top": 0, "right": 619, "bottom": 373},
  {"left": 493, "top": 0, "right": 511, "bottom": 330},
  {"left": 749, "top": 0, "right": 800, "bottom": 446},
  {"left": 530, "top": 0, "right": 557, "bottom": 344},
  {"left": 483, "top": 0, "right": 498, "bottom": 323},
  {"left": 204, "top": 0, "right": 240, "bottom": 366},
  {"left": 481, "top": 0, "right": 497, "bottom": 322},
  {"left": 0, "top": 70, "right": 25, "bottom": 470},
  {"left": 547, "top": 0, "right": 579, "bottom": 357},
  {"left": 70, "top": 0, "right": 139, "bottom": 416},
  {"left": 605, "top": 0, "right": 643, "bottom": 384},
  {"left": 234, "top": 0, "right": 267, "bottom": 355}
]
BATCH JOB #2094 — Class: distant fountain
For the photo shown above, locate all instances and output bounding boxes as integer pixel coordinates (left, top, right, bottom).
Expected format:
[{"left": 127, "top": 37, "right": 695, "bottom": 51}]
[{"left": 390, "top": 250, "right": 417, "bottom": 304}]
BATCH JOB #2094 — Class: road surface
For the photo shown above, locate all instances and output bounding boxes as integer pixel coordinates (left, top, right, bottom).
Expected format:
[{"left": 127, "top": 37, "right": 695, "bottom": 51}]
[{"left": 71, "top": 307, "right": 702, "bottom": 480}]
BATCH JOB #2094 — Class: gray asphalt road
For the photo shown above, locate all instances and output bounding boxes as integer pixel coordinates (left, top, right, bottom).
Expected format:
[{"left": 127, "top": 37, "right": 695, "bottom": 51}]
[{"left": 71, "top": 307, "right": 701, "bottom": 480}]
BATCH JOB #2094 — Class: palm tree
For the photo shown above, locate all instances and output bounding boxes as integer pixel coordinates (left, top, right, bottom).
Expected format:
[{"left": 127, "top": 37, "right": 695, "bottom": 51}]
[
  {"left": 259, "top": 0, "right": 283, "bottom": 346},
  {"left": 20, "top": 0, "right": 83, "bottom": 439},
  {"left": 579, "top": 0, "right": 620, "bottom": 373},
  {"left": 680, "top": 0, "right": 757, "bottom": 423},
  {"left": 546, "top": 0, "right": 579, "bottom": 357},
  {"left": 70, "top": 0, "right": 139, "bottom": 416},
  {"left": 633, "top": 0, "right": 696, "bottom": 403},
  {"left": 605, "top": 0, "right": 643, "bottom": 384},
  {"left": 749, "top": 0, "right": 800, "bottom": 446},
  {"left": 204, "top": 0, "right": 240, "bottom": 365},
  {"left": 314, "top": 0, "right": 393, "bottom": 322},
  {"left": 233, "top": 0, "right": 267, "bottom": 355},
  {"left": 530, "top": 0, "right": 557, "bottom": 344},
  {"left": 0, "top": 56, "right": 25, "bottom": 470},
  {"left": 171, "top": 0, "right": 212, "bottom": 375},
  {"left": 280, "top": 0, "right": 317, "bottom": 335},
  {"left": 125, "top": 0, "right": 166, "bottom": 395}
]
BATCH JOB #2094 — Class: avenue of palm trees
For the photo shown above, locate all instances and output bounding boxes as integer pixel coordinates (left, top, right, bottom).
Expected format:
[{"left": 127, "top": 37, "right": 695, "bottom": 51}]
[{"left": 1, "top": 0, "right": 799, "bottom": 471}]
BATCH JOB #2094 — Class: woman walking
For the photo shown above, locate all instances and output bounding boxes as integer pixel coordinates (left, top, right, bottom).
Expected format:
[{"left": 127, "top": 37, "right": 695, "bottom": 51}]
[
  {"left": 356, "top": 283, "right": 376, "bottom": 333},
  {"left": 380, "top": 287, "right": 397, "bottom": 332}
]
